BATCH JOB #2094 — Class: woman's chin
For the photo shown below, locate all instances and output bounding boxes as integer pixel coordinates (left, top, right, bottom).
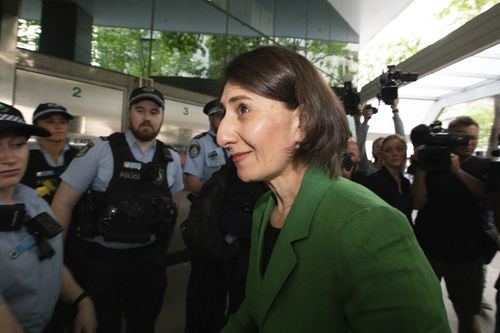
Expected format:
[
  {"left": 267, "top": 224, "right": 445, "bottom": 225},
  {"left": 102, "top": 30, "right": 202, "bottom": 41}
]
[{"left": 236, "top": 169, "right": 255, "bottom": 183}]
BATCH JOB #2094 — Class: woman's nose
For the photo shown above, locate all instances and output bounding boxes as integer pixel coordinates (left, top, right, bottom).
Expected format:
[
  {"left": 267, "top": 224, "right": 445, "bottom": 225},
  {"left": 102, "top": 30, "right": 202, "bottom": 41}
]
[
  {"left": 216, "top": 116, "right": 236, "bottom": 148},
  {"left": 0, "top": 147, "right": 17, "bottom": 163}
]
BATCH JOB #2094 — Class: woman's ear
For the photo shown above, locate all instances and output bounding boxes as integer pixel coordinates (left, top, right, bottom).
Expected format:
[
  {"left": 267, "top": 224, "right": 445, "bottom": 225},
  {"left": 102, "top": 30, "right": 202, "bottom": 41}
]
[{"left": 291, "top": 106, "right": 305, "bottom": 144}]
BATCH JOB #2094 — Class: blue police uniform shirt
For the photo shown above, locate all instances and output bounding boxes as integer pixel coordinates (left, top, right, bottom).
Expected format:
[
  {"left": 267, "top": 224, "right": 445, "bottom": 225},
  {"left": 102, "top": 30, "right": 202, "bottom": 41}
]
[
  {"left": 60, "top": 130, "right": 184, "bottom": 249},
  {"left": 0, "top": 184, "right": 63, "bottom": 333},
  {"left": 28, "top": 141, "right": 73, "bottom": 167},
  {"left": 184, "top": 128, "right": 227, "bottom": 181}
]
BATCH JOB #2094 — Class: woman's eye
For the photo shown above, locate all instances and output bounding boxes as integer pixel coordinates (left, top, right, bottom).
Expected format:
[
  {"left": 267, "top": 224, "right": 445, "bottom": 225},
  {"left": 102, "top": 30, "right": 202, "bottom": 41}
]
[{"left": 237, "top": 104, "right": 250, "bottom": 115}]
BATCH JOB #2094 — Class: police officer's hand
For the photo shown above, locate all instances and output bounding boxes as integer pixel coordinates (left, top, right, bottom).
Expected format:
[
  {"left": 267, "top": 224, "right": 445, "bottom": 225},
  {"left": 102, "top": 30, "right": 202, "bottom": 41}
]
[{"left": 73, "top": 297, "right": 97, "bottom": 333}]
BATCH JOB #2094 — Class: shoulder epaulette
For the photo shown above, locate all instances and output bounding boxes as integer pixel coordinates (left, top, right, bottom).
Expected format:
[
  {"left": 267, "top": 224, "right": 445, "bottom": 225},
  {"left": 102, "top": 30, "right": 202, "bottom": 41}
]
[{"left": 193, "top": 132, "right": 209, "bottom": 140}]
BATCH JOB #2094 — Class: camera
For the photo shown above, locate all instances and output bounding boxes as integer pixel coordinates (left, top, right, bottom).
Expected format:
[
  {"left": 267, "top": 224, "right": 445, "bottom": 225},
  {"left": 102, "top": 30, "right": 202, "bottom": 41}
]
[
  {"left": 377, "top": 65, "right": 418, "bottom": 105},
  {"left": 341, "top": 152, "right": 353, "bottom": 171},
  {"left": 364, "top": 103, "right": 378, "bottom": 115},
  {"left": 335, "top": 80, "right": 360, "bottom": 116},
  {"left": 415, "top": 121, "right": 470, "bottom": 172}
]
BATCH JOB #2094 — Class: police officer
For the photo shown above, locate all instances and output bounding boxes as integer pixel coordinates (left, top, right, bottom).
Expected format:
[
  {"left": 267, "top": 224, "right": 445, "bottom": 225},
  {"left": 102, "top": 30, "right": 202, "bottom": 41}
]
[
  {"left": 52, "top": 87, "right": 184, "bottom": 333},
  {"left": 184, "top": 99, "right": 227, "bottom": 193},
  {"left": 0, "top": 102, "right": 96, "bottom": 333},
  {"left": 184, "top": 99, "right": 228, "bottom": 333},
  {"left": 21, "top": 103, "right": 78, "bottom": 203}
]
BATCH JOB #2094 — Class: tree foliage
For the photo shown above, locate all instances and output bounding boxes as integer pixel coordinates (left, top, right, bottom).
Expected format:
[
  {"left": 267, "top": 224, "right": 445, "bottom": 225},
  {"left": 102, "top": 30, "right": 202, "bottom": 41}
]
[
  {"left": 205, "top": 35, "right": 271, "bottom": 79},
  {"left": 440, "top": 99, "right": 494, "bottom": 149},
  {"left": 16, "top": 20, "right": 355, "bottom": 85},
  {"left": 204, "top": 35, "right": 356, "bottom": 85},
  {"left": 16, "top": 19, "right": 40, "bottom": 51},
  {"left": 92, "top": 27, "right": 206, "bottom": 77},
  {"left": 436, "top": 0, "right": 499, "bottom": 22}
]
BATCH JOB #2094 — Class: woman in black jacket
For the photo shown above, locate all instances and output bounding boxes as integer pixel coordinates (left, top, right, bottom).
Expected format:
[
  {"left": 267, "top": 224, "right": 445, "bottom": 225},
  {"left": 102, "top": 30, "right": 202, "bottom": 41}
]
[{"left": 366, "top": 134, "right": 413, "bottom": 224}]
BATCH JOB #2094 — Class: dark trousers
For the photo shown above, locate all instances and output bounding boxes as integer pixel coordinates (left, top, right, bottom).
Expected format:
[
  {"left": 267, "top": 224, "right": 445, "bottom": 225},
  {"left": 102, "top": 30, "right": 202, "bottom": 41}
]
[
  {"left": 184, "top": 238, "right": 250, "bottom": 333},
  {"left": 184, "top": 258, "right": 227, "bottom": 333},
  {"left": 79, "top": 241, "right": 167, "bottom": 333}
]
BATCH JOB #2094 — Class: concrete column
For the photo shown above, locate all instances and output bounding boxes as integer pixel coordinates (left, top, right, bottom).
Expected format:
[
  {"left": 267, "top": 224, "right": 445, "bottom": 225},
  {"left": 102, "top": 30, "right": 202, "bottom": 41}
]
[
  {"left": 0, "top": 0, "right": 21, "bottom": 104},
  {"left": 39, "top": 0, "right": 92, "bottom": 64}
]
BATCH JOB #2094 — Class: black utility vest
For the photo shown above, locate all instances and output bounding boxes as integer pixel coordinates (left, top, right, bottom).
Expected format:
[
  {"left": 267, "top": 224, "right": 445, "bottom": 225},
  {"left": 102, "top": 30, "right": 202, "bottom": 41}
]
[
  {"left": 21, "top": 146, "right": 79, "bottom": 203},
  {"left": 89, "top": 132, "right": 176, "bottom": 244}
]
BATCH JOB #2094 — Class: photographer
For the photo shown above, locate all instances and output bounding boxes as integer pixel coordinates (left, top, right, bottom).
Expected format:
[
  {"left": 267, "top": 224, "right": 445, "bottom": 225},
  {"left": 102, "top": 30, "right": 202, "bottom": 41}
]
[
  {"left": 341, "top": 137, "right": 369, "bottom": 185},
  {"left": 356, "top": 98, "right": 406, "bottom": 176},
  {"left": 412, "top": 116, "right": 490, "bottom": 333}
]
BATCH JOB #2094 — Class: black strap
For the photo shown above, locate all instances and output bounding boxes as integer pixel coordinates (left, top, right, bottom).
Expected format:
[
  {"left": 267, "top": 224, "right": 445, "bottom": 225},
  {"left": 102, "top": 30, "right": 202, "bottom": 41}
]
[{"left": 0, "top": 204, "right": 26, "bottom": 231}]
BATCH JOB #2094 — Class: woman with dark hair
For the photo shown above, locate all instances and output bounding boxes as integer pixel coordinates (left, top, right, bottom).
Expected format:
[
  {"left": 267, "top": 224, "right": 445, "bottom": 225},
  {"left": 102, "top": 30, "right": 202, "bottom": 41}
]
[
  {"left": 216, "top": 46, "right": 450, "bottom": 333},
  {"left": 365, "top": 134, "right": 413, "bottom": 224}
]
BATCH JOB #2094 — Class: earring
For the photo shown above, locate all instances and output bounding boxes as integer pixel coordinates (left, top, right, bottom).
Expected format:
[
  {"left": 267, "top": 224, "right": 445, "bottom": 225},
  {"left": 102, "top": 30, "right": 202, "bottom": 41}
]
[{"left": 294, "top": 143, "right": 300, "bottom": 150}]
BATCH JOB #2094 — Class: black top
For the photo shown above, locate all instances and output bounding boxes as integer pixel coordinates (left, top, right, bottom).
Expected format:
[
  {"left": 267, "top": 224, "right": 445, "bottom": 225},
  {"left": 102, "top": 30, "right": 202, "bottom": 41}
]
[
  {"left": 219, "top": 160, "right": 266, "bottom": 239},
  {"left": 365, "top": 166, "right": 413, "bottom": 224},
  {"left": 351, "top": 169, "right": 370, "bottom": 186},
  {"left": 262, "top": 222, "right": 281, "bottom": 275},
  {"left": 414, "top": 155, "right": 490, "bottom": 262}
]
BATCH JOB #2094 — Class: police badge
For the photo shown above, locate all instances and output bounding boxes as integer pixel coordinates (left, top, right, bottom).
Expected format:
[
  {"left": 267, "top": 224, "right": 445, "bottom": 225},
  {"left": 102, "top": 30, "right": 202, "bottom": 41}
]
[
  {"left": 189, "top": 144, "right": 201, "bottom": 158},
  {"left": 76, "top": 141, "right": 94, "bottom": 158}
]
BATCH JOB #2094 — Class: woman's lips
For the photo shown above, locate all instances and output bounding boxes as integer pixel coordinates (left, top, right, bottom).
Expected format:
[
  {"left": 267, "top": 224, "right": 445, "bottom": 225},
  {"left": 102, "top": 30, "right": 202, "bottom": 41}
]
[
  {"left": 231, "top": 152, "right": 249, "bottom": 163},
  {"left": 0, "top": 169, "right": 20, "bottom": 178}
]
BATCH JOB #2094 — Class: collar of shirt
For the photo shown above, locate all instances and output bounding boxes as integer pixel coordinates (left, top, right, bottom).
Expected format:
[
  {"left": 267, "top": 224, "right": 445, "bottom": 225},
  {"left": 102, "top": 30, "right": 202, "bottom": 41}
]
[
  {"left": 30, "top": 140, "right": 71, "bottom": 167},
  {"left": 124, "top": 129, "right": 157, "bottom": 163},
  {"left": 208, "top": 128, "right": 217, "bottom": 137}
]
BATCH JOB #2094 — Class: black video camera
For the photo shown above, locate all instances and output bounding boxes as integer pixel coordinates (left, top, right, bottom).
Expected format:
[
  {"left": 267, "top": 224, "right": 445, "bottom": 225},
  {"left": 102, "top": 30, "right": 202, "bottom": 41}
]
[
  {"left": 364, "top": 103, "right": 378, "bottom": 115},
  {"left": 377, "top": 65, "right": 418, "bottom": 105},
  {"left": 416, "top": 121, "right": 470, "bottom": 172},
  {"left": 339, "top": 81, "right": 360, "bottom": 116},
  {"left": 341, "top": 152, "right": 353, "bottom": 171}
]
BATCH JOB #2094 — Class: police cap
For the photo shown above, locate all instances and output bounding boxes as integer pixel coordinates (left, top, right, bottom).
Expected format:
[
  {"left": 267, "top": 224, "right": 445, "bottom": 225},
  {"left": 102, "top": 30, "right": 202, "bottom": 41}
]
[
  {"left": 203, "top": 99, "right": 222, "bottom": 116},
  {"left": 129, "top": 87, "right": 165, "bottom": 109},
  {"left": 0, "top": 102, "right": 50, "bottom": 137},
  {"left": 33, "top": 103, "right": 73, "bottom": 122}
]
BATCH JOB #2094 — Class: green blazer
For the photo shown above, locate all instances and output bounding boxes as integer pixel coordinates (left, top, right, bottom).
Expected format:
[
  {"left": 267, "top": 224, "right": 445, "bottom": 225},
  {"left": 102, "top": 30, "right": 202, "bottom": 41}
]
[{"left": 222, "top": 166, "right": 450, "bottom": 333}]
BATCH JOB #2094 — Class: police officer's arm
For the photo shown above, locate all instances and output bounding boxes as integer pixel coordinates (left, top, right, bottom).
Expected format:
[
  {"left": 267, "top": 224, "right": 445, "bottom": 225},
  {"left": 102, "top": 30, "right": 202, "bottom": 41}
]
[
  {"left": 184, "top": 174, "right": 204, "bottom": 193},
  {"left": 60, "top": 266, "right": 97, "bottom": 333},
  {"left": 0, "top": 304, "right": 23, "bottom": 333},
  {"left": 52, "top": 181, "right": 83, "bottom": 234},
  {"left": 183, "top": 137, "right": 207, "bottom": 193},
  {"left": 450, "top": 154, "right": 487, "bottom": 198}
]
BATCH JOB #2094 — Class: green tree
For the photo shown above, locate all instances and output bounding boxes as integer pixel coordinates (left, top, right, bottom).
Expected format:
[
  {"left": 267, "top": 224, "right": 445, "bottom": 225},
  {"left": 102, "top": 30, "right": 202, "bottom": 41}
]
[
  {"left": 440, "top": 99, "right": 494, "bottom": 149},
  {"left": 205, "top": 35, "right": 271, "bottom": 79},
  {"left": 205, "top": 35, "right": 356, "bottom": 86},
  {"left": 436, "top": 0, "right": 500, "bottom": 22},
  {"left": 16, "top": 19, "right": 40, "bottom": 51},
  {"left": 92, "top": 27, "right": 206, "bottom": 77}
]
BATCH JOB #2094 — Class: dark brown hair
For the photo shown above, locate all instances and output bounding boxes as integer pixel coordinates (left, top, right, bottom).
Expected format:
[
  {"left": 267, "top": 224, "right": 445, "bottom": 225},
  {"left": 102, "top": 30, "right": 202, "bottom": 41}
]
[
  {"left": 222, "top": 46, "right": 349, "bottom": 177},
  {"left": 448, "top": 116, "right": 479, "bottom": 132}
]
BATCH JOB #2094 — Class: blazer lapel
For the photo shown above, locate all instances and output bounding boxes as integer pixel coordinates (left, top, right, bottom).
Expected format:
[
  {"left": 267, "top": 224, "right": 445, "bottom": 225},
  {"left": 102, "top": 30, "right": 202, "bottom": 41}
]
[{"left": 254, "top": 166, "right": 332, "bottom": 327}]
